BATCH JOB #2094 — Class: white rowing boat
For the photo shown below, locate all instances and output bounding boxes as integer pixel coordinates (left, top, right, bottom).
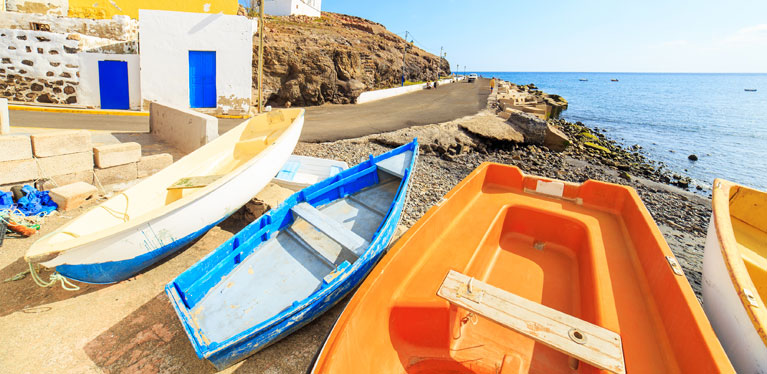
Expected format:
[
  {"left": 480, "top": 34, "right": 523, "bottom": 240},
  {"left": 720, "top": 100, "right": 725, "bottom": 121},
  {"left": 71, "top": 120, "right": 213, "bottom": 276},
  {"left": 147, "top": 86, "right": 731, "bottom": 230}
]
[
  {"left": 702, "top": 179, "right": 767, "bottom": 373},
  {"left": 25, "top": 109, "right": 304, "bottom": 284}
]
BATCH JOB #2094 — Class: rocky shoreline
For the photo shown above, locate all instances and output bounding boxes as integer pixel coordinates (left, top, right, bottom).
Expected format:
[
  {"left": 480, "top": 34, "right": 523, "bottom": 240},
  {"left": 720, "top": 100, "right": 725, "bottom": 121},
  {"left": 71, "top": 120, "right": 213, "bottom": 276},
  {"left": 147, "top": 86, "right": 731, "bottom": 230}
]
[{"left": 292, "top": 89, "right": 711, "bottom": 299}]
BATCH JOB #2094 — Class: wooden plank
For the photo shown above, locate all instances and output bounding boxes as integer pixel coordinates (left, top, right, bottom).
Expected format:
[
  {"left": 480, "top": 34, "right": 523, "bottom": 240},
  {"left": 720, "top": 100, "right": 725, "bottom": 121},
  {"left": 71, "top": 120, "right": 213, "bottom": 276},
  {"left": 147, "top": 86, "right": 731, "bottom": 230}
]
[
  {"left": 291, "top": 202, "right": 369, "bottom": 256},
  {"left": 167, "top": 175, "right": 223, "bottom": 190},
  {"left": 437, "top": 270, "right": 626, "bottom": 374}
]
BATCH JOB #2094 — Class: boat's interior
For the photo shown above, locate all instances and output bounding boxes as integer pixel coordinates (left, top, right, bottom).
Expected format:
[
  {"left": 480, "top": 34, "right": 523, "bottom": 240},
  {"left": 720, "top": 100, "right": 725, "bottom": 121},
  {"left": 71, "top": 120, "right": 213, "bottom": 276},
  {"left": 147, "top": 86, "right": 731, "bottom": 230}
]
[
  {"left": 28, "top": 109, "right": 301, "bottom": 255},
  {"left": 314, "top": 164, "right": 729, "bottom": 374},
  {"left": 177, "top": 149, "right": 413, "bottom": 347},
  {"left": 728, "top": 184, "right": 767, "bottom": 305}
]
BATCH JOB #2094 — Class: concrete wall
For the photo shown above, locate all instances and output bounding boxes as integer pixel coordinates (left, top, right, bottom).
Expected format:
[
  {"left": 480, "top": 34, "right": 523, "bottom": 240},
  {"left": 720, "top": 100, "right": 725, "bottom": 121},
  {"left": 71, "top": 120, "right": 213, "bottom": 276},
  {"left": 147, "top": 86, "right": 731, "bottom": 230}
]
[
  {"left": 0, "top": 28, "right": 80, "bottom": 104},
  {"left": 78, "top": 53, "right": 140, "bottom": 109},
  {"left": 139, "top": 10, "right": 256, "bottom": 115},
  {"left": 265, "top": 0, "right": 321, "bottom": 17},
  {"left": 6, "top": 0, "right": 238, "bottom": 19},
  {"left": 356, "top": 76, "right": 463, "bottom": 104},
  {"left": 0, "top": 98, "right": 9, "bottom": 134},
  {"left": 149, "top": 102, "right": 218, "bottom": 154}
]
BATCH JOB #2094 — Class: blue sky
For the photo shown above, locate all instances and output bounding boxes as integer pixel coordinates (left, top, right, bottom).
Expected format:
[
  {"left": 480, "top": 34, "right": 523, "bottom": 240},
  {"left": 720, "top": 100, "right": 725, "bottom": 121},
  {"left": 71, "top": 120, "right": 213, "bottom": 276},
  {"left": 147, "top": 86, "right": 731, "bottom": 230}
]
[{"left": 247, "top": 0, "right": 767, "bottom": 73}]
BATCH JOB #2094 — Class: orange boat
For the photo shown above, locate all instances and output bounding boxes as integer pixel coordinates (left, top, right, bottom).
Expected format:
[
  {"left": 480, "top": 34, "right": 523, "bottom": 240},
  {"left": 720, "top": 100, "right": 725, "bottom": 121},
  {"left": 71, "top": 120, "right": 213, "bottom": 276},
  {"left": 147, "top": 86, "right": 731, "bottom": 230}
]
[{"left": 312, "top": 163, "right": 733, "bottom": 374}]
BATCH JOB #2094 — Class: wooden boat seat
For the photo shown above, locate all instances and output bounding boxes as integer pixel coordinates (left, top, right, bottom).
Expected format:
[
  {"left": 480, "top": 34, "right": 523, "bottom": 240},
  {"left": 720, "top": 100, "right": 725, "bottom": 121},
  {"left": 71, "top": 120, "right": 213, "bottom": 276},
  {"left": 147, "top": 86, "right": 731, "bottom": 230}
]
[
  {"left": 167, "top": 175, "right": 224, "bottom": 190},
  {"left": 291, "top": 202, "right": 369, "bottom": 256},
  {"left": 437, "top": 270, "right": 626, "bottom": 374},
  {"left": 376, "top": 150, "right": 412, "bottom": 178}
]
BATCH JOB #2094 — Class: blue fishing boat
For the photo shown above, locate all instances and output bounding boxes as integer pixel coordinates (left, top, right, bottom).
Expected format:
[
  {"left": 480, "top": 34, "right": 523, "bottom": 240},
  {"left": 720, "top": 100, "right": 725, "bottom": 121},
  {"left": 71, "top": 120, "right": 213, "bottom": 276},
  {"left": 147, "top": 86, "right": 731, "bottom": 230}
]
[{"left": 165, "top": 140, "right": 418, "bottom": 369}]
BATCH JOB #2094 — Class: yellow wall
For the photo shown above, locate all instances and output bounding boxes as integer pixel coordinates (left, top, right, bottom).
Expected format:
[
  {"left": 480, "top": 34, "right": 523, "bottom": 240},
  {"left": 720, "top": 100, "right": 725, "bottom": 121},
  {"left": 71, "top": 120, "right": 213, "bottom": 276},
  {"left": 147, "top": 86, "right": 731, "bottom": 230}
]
[{"left": 67, "top": 0, "right": 239, "bottom": 19}]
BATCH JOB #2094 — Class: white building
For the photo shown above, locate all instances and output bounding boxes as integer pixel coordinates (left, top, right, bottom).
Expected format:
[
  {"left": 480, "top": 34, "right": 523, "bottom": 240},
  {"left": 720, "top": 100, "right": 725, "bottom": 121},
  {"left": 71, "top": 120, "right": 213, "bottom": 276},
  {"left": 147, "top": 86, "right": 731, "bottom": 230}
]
[
  {"left": 138, "top": 10, "right": 257, "bottom": 115},
  {"left": 264, "top": 0, "right": 321, "bottom": 18}
]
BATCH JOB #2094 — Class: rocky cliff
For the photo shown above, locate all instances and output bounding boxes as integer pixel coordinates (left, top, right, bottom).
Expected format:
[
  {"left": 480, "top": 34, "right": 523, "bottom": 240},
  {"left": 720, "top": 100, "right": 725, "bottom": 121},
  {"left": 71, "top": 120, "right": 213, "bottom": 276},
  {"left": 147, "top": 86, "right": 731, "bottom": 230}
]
[{"left": 255, "top": 12, "right": 451, "bottom": 107}]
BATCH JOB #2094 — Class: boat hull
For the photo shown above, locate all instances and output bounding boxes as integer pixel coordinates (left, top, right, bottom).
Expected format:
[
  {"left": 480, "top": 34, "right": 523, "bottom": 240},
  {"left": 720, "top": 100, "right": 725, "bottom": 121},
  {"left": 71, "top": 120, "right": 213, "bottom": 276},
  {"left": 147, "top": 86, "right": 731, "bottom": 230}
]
[
  {"left": 312, "top": 163, "right": 733, "bottom": 373},
  {"left": 194, "top": 195, "right": 404, "bottom": 370},
  {"left": 702, "top": 179, "right": 767, "bottom": 373},
  {"left": 166, "top": 141, "right": 417, "bottom": 369},
  {"left": 38, "top": 111, "right": 304, "bottom": 284},
  {"left": 703, "top": 219, "right": 767, "bottom": 373}
]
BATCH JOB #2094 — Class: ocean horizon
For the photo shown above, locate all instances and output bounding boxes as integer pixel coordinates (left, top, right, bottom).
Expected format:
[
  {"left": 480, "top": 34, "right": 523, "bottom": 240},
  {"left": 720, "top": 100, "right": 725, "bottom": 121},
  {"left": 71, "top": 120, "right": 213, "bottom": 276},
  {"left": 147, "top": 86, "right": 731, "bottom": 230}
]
[{"left": 472, "top": 72, "right": 767, "bottom": 192}]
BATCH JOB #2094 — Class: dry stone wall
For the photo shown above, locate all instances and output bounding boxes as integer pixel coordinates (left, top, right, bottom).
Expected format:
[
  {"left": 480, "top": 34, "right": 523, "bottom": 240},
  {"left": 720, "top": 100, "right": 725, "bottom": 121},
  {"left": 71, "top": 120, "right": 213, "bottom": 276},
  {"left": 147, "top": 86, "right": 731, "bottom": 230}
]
[
  {"left": 0, "top": 13, "right": 138, "bottom": 104},
  {"left": 0, "top": 29, "right": 80, "bottom": 104}
]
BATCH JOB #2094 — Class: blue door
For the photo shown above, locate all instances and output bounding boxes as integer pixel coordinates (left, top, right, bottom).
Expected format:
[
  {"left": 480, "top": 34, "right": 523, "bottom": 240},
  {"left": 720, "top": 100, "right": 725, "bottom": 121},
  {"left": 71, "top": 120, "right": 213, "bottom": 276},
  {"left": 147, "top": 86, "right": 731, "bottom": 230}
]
[
  {"left": 98, "top": 60, "right": 130, "bottom": 110},
  {"left": 189, "top": 51, "right": 216, "bottom": 108}
]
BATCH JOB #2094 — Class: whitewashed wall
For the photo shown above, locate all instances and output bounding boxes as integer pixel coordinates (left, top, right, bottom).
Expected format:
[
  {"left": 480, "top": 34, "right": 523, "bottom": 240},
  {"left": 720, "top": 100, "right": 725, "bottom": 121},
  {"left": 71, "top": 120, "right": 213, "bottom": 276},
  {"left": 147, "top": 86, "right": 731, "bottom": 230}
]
[
  {"left": 357, "top": 77, "right": 464, "bottom": 104},
  {"left": 0, "top": 12, "right": 137, "bottom": 41},
  {"left": 138, "top": 10, "right": 256, "bottom": 114},
  {"left": 77, "top": 53, "right": 140, "bottom": 109},
  {"left": 265, "top": 0, "right": 321, "bottom": 17}
]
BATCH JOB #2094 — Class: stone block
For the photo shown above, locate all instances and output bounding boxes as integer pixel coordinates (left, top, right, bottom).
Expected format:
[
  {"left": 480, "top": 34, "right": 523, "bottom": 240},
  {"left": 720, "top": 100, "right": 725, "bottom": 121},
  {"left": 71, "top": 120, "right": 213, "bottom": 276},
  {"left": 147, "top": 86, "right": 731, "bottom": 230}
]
[
  {"left": 149, "top": 102, "right": 218, "bottom": 154},
  {"left": 31, "top": 130, "right": 92, "bottom": 157},
  {"left": 544, "top": 124, "right": 571, "bottom": 152},
  {"left": 137, "top": 153, "right": 173, "bottom": 178},
  {"left": 95, "top": 163, "right": 138, "bottom": 185},
  {"left": 0, "top": 158, "right": 39, "bottom": 185},
  {"left": 94, "top": 142, "right": 141, "bottom": 168},
  {"left": 36, "top": 151, "right": 93, "bottom": 178},
  {"left": 0, "top": 135, "right": 33, "bottom": 162},
  {"left": 39, "top": 170, "right": 94, "bottom": 191},
  {"left": 507, "top": 111, "right": 547, "bottom": 145},
  {"left": 50, "top": 182, "right": 98, "bottom": 211}
]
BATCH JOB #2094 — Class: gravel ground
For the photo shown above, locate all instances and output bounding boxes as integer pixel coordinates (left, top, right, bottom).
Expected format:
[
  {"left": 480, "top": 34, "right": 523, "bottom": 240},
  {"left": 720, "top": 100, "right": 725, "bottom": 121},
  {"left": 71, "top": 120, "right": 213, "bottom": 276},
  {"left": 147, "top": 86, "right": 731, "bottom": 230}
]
[{"left": 294, "top": 115, "right": 712, "bottom": 299}]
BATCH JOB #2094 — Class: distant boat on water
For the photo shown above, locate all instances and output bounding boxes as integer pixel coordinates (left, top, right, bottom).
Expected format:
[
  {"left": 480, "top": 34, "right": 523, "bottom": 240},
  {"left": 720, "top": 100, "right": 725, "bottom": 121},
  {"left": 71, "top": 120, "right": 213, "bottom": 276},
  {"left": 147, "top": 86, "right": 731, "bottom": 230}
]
[
  {"left": 579, "top": 78, "right": 588, "bottom": 82},
  {"left": 744, "top": 88, "right": 757, "bottom": 92},
  {"left": 611, "top": 79, "right": 619, "bottom": 82}
]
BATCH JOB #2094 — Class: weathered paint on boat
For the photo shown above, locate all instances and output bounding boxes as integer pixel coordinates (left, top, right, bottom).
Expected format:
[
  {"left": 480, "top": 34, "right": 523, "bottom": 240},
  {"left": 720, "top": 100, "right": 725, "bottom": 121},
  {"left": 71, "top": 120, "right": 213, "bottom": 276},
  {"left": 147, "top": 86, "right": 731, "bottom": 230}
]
[
  {"left": 273, "top": 155, "right": 349, "bottom": 191},
  {"left": 166, "top": 140, "right": 417, "bottom": 369},
  {"left": 702, "top": 179, "right": 767, "bottom": 373},
  {"left": 25, "top": 109, "right": 305, "bottom": 284},
  {"left": 312, "top": 163, "right": 733, "bottom": 374}
]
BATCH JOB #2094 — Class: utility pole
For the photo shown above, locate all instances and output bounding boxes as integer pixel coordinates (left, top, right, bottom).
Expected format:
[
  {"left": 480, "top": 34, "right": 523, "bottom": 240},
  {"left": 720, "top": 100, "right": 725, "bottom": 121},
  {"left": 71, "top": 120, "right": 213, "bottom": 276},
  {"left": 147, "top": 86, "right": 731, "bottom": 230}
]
[
  {"left": 257, "top": 0, "right": 265, "bottom": 113},
  {"left": 438, "top": 46, "right": 443, "bottom": 80},
  {"left": 401, "top": 31, "right": 410, "bottom": 87}
]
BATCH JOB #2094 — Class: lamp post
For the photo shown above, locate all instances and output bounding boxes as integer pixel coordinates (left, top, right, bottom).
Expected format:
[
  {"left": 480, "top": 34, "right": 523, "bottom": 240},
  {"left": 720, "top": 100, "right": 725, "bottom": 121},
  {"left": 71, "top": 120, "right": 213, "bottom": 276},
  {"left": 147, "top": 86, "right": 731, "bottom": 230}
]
[{"left": 401, "top": 31, "right": 411, "bottom": 87}]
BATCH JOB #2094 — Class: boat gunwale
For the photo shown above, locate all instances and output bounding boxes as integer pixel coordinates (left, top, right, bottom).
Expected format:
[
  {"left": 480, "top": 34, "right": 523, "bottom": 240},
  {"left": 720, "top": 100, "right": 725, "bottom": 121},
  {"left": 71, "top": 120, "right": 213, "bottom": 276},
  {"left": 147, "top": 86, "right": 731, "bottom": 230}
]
[
  {"left": 167, "top": 140, "right": 418, "bottom": 359},
  {"left": 26, "top": 109, "right": 305, "bottom": 263},
  {"left": 711, "top": 178, "right": 767, "bottom": 346}
]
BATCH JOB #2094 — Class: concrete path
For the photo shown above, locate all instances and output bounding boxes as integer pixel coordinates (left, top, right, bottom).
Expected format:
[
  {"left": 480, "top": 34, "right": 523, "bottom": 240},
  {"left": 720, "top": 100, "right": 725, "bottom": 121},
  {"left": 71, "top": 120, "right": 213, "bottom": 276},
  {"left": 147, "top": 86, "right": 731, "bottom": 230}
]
[
  {"left": 298, "top": 78, "right": 490, "bottom": 142},
  {"left": 8, "top": 79, "right": 490, "bottom": 142}
]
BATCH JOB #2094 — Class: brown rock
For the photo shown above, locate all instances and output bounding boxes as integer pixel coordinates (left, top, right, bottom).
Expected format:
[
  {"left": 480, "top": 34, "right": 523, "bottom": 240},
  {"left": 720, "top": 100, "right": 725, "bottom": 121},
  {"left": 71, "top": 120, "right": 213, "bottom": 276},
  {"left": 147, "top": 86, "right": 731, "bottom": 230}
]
[{"left": 543, "top": 124, "right": 571, "bottom": 152}]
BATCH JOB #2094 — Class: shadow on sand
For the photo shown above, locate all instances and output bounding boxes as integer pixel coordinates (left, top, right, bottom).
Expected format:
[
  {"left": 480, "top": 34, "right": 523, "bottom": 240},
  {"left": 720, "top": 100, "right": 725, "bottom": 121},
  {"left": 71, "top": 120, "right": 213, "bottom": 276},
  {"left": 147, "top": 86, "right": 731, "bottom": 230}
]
[
  {"left": 0, "top": 256, "right": 110, "bottom": 317},
  {"left": 82, "top": 289, "right": 349, "bottom": 374}
]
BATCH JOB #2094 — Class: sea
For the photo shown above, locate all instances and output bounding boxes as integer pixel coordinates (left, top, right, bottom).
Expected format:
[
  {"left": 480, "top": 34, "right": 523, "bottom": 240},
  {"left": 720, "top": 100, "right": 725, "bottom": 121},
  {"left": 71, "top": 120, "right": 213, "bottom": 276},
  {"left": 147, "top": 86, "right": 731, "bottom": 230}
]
[{"left": 475, "top": 72, "right": 767, "bottom": 191}]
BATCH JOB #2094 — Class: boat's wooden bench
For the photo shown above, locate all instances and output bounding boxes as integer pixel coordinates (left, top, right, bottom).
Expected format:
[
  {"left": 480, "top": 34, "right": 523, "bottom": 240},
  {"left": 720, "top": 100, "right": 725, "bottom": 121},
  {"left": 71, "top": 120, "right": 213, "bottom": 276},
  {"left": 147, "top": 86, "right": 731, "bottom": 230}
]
[
  {"left": 437, "top": 270, "right": 626, "bottom": 374},
  {"left": 291, "top": 202, "right": 369, "bottom": 257}
]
